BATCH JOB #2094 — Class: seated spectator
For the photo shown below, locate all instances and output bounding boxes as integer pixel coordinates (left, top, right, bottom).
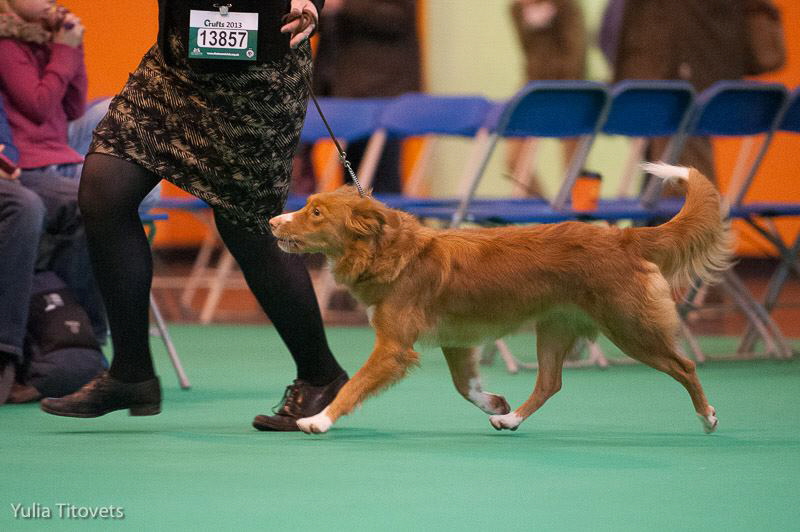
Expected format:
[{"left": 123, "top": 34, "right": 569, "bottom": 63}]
[
  {"left": 0, "top": 2, "right": 110, "bottom": 403},
  {"left": 0, "top": 1, "right": 106, "bottom": 337},
  {"left": 0, "top": 98, "right": 106, "bottom": 406},
  {"left": 0, "top": 142, "right": 40, "bottom": 404}
]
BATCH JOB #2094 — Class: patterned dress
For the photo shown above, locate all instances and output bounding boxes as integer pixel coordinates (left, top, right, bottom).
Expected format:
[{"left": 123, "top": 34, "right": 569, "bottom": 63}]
[{"left": 90, "top": 33, "right": 312, "bottom": 234}]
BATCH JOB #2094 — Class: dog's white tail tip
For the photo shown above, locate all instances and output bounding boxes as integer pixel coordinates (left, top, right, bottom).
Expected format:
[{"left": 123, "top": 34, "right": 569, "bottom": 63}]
[{"left": 641, "top": 162, "right": 690, "bottom": 181}]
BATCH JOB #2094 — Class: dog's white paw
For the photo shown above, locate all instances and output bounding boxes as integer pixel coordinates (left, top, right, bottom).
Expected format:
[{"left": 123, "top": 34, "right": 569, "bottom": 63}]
[
  {"left": 297, "top": 409, "right": 333, "bottom": 434},
  {"left": 489, "top": 412, "right": 523, "bottom": 431},
  {"left": 697, "top": 405, "right": 718, "bottom": 434}
]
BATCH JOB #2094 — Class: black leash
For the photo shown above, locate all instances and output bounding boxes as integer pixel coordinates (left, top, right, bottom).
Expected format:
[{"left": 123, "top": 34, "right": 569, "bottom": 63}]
[{"left": 284, "top": 9, "right": 366, "bottom": 198}]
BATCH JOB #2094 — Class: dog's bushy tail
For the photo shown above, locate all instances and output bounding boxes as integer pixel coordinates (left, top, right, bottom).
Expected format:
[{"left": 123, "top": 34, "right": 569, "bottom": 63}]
[{"left": 633, "top": 162, "right": 733, "bottom": 287}]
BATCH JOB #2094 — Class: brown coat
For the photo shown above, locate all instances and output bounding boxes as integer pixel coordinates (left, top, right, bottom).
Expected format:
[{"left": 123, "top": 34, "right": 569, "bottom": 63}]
[
  {"left": 607, "top": 0, "right": 753, "bottom": 181},
  {"left": 611, "top": 0, "right": 749, "bottom": 91},
  {"left": 313, "top": 0, "right": 421, "bottom": 97},
  {"left": 510, "top": 0, "right": 587, "bottom": 81}
]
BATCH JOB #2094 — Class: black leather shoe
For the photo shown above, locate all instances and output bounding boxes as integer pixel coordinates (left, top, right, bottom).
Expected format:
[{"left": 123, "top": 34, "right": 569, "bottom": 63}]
[
  {"left": 253, "top": 372, "right": 348, "bottom": 432},
  {"left": 40, "top": 372, "right": 161, "bottom": 418}
]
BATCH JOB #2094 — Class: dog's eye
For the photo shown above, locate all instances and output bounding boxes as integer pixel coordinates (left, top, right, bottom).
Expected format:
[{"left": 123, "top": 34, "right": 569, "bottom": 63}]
[{"left": 312, "top": 208, "right": 321, "bottom": 217}]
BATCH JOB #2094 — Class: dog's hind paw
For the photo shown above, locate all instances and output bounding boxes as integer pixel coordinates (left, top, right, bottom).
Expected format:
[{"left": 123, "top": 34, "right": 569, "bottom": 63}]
[
  {"left": 489, "top": 412, "right": 522, "bottom": 431},
  {"left": 297, "top": 409, "right": 333, "bottom": 434},
  {"left": 697, "top": 406, "right": 718, "bottom": 434},
  {"left": 473, "top": 392, "right": 510, "bottom": 415}
]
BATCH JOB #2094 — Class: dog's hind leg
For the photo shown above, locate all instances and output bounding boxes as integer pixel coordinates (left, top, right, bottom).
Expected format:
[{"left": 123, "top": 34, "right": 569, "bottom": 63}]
[
  {"left": 599, "top": 283, "right": 718, "bottom": 433},
  {"left": 442, "top": 347, "right": 510, "bottom": 415},
  {"left": 297, "top": 335, "right": 419, "bottom": 434},
  {"left": 490, "top": 317, "right": 580, "bottom": 431}
]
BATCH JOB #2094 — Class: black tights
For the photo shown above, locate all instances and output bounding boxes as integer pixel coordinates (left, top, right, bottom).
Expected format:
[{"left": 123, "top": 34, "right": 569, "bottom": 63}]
[{"left": 79, "top": 153, "right": 343, "bottom": 385}]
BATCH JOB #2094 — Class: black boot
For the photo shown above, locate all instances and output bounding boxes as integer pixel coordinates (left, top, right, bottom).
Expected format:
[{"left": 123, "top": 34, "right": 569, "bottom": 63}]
[
  {"left": 253, "top": 372, "right": 348, "bottom": 432},
  {"left": 40, "top": 372, "right": 161, "bottom": 418}
]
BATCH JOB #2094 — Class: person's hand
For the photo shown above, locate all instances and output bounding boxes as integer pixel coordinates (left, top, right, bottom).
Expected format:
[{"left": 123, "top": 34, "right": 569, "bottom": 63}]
[
  {"left": 0, "top": 145, "right": 21, "bottom": 181},
  {"left": 280, "top": 0, "right": 319, "bottom": 48},
  {"left": 52, "top": 13, "right": 84, "bottom": 48}
]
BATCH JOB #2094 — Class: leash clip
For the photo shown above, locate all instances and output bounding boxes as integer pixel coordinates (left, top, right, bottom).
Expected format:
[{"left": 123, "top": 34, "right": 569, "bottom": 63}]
[{"left": 213, "top": 3, "right": 231, "bottom": 16}]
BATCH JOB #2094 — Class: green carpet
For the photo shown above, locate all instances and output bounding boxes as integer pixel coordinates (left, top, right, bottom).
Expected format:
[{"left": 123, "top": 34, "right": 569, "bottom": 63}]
[{"left": 1, "top": 325, "right": 798, "bottom": 531}]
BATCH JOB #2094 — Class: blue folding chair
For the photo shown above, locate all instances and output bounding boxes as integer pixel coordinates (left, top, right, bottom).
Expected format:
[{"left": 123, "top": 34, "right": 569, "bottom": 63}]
[
  {"left": 449, "top": 80, "right": 611, "bottom": 227},
  {"left": 733, "top": 86, "right": 800, "bottom": 355},
  {"left": 486, "top": 80, "right": 698, "bottom": 225},
  {"left": 288, "top": 96, "right": 388, "bottom": 209},
  {"left": 672, "top": 81, "right": 792, "bottom": 360},
  {"left": 605, "top": 80, "right": 695, "bottom": 202},
  {"left": 361, "top": 92, "right": 493, "bottom": 209}
]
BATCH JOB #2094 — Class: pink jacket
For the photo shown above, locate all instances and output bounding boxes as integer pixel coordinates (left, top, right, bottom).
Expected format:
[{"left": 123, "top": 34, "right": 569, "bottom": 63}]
[{"left": 0, "top": 38, "right": 87, "bottom": 169}]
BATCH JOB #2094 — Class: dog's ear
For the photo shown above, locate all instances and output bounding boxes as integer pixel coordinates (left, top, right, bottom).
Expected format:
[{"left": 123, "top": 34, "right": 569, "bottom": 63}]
[{"left": 345, "top": 198, "right": 388, "bottom": 237}]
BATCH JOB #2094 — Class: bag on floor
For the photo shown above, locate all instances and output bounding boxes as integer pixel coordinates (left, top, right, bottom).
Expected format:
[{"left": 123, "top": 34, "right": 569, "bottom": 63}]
[{"left": 21, "top": 272, "right": 108, "bottom": 398}]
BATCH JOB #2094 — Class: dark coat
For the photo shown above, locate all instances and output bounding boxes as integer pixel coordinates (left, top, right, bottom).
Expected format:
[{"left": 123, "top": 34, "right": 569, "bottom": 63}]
[
  {"left": 610, "top": 0, "right": 749, "bottom": 91},
  {"left": 313, "top": 0, "right": 421, "bottom": 97}
]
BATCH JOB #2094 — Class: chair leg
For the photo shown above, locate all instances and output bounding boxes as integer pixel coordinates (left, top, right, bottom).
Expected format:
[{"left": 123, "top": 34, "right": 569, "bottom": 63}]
[
  {"left": 150, "top": 293, "right": 191, "bottom": 389},
  {"left": 722, "top": 271, "right": 792, "bottom": 359},
  {"left": 738, "top": 236, "right": 800, "bottom": 355},
  {"left": 180, "top": 221, "right": 219, "bottom": 310},
  {"left": 678, "top": 317, "right": 706, "bottom": 364},
  {"left": 585, "top": 340, "right": 610, "bottom": 368},
  {"left": 494, "top": 339, "right": 521, "bottom": 374},
  {"left": 199, "top": 249, "right": 237, "bottom": 324}
]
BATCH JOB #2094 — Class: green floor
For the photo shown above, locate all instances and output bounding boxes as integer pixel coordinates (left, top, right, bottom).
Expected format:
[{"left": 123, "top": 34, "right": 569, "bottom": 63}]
[{"left": 1, "top": 325, "right": 798, "bottom": 531}]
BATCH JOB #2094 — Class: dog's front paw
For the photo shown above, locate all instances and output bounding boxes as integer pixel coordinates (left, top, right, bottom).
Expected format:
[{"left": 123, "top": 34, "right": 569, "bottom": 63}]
[
  {"left": 489, "top": 412, "right": 522, "bottom": 431},
  {"left": 697, "top": 405, "right": 718, "bottom": 434},
  {"left": 297, "top": 409, "right": 333, "bottom": 434}
]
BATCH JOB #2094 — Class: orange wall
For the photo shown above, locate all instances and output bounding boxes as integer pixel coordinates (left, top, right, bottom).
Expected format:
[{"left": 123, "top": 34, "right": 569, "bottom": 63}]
[
  {"left": 63, "top": 1, "right": 158, "bottom": 99},
  {"left": 716, "top": 0, "right": 800, "bottom": 256}
]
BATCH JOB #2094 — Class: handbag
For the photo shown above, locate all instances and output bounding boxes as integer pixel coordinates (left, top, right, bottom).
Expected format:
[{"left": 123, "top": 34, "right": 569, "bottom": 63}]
[{"left": 744, "top": 0, "right": 787, "bottom": 75}]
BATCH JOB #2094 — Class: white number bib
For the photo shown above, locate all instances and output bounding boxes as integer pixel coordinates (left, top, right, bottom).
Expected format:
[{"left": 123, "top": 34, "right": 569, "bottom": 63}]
[{"left": 188, "top": 10, "right": 258, "bottom": 61}]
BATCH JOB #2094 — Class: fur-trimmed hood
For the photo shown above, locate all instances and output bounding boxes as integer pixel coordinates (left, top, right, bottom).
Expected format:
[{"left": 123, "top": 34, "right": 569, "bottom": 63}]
[{"left": 0, "top": 13, "right": 51, "bottom": 44}]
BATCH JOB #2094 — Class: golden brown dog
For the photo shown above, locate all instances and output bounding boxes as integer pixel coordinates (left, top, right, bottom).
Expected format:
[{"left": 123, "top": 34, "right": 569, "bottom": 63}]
[{"left": 269, "top": 163, "right": 731, "bottom": 434}]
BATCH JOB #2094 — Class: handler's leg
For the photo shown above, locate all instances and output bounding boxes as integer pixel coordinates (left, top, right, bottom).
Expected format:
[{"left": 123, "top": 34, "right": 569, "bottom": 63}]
[{"left": 213, "top": 214, "right": 347, "bottom": 431}]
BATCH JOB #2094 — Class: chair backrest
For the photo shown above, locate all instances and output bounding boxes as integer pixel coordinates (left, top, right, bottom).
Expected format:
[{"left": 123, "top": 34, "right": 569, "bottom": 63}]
[
  {"left": 368, "top": 93, "right": 494, "bottom": 196},
  {"left": 687, "top": 81, "right": 788, "bottom": 206},
  {"left": 604, "top": 80, "right": 696, "bottom": 200},
  {"left": 495, "top": 80, "right": 609, "bottom": 138},
  {"left": 378, "top": 93, "right": 493, "bottom": 138},
  {"left": 778, "top": 86, "right": 800, "bottom": 134},
  {"left": 603, "top": 80, "right": 695, "bottom": 139},
  {"left": 690, "top": 81, "right": 787, "bottom": 137},
  {"left": 453, "top": 81, "right": 610, "bottom": 223},
  {"left": 300, "top": 97, "right": 386, "bottom": 143}
]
